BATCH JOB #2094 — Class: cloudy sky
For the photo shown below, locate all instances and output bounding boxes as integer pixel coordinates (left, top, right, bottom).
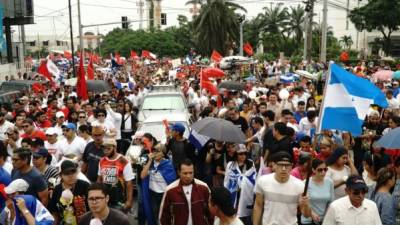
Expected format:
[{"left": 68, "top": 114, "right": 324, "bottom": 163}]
[{"left": 15, "top": 0, "right": 363, "bottom": 43}]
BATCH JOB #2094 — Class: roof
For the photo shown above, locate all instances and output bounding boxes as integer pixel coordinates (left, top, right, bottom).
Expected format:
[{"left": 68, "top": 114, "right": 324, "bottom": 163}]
[{"left": 142, "top": 113, "right": 190, "bottom": 124}]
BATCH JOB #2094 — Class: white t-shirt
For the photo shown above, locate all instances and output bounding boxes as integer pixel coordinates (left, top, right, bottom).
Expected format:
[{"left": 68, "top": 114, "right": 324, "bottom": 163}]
[
  {"left": 59, "top": 136, "right": 87, "bottom": 159},
  {"left": 182, "top": 184, "right": 193, "bottom": 225},
  {"left": 214, "top": 217, "right": 244, "bottom": 225},
  {"left": 149, "top": 161, "right": 168, "bottom": 193},
  {"left": 326, "top": 166, "right": 351, "bottom": 199},
  {"left": 299, "top": 117, "right": 318, "bottom": 136},
  {"left": 45, "top": 141, "right": 63, "bottom": 165},
  {"left": 255, "top": 173, "right": 304, "bottom": 225}
]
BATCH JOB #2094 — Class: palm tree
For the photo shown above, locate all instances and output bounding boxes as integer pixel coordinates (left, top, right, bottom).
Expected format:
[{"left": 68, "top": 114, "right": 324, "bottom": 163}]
[
  {"left": 259, "top": 4, "right": 289, "bottom": 37},
  {"left": 339, "top": 35, "right": 353, "bottom": 50},
  {"left": 187, "top": 0, "right": 247, "bottom": 55},
  {"left": 287, "top": 5, "right": 306, "bottom": 48}
]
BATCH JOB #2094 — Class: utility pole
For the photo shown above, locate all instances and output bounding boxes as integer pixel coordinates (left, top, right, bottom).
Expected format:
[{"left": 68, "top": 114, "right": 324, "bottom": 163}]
[
  {"left": 239, "top": 15, "right": 245, "bottom": 56},
  {"left": 78, "top": 0, "right": 84, "bottom": 56},
  {"left": 68, "top": 0, "right": 76, "bottom": 77},
  {"left": 21, "top": 25, "right": 26, "bottom": 56},
  {"left": 346, "top": 0, "right": 350, "bottom": 30},
  {"left": 356, "top": 0, "right": 360, "bottom": 50},
  {"left": 306, "top": 0, "right": 314, "bottom": 63},
  {"left": 303, "top": 19, "right": 308, "bottom": 61},
  {"left": 320, "top": 0, "right": 328, "bottom": 62},
  {"left": 137, "top": 0, "right": 144, "bottom": 30}
]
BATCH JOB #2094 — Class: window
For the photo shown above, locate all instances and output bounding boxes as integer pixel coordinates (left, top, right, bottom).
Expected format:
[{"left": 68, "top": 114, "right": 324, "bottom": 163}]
[
  {"left": 28, "top": 41, "right": 35, "bottom": 46},
  {"left": 56, "top": 40, "right": 61, "bottom": 46},
  {"left": 42, "top": 41, "right": 49, "bottom": 46}
]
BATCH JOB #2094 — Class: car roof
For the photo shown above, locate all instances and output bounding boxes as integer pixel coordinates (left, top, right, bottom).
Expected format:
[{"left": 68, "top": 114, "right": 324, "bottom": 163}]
[
  {"left": 0, "top": 90, "right": 20, "bottom": 95},
  {"left": 144, "top": 91, "right": 183, "bottom": 96},
  {"left": 142, "top": 113, "right": 189, "bottom": 123}
]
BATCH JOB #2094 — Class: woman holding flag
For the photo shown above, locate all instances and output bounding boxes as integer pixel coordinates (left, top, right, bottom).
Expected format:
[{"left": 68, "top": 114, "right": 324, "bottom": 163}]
[
  {"left": 223, "top": 144, "right": 256, "bottom": 225},
  {"left": 140, "top": 143, "right": 176, "bottom": 225}
]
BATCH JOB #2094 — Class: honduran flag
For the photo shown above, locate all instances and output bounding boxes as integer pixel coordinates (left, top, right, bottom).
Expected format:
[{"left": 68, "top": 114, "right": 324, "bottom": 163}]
[
  {"left": 13, "top": 195, "right": 54, "bottom": 225},
  {"left": 318, "top": 63, "right": 388, "bottom": 135},
  {"left": 189, "top": 129, "right": 210, "bottom": 151}
]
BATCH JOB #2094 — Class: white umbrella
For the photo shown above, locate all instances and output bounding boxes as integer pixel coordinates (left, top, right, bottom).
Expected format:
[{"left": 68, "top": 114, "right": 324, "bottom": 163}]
[{"left": 294, "top": 70, "right": 318, "bottom": 80}]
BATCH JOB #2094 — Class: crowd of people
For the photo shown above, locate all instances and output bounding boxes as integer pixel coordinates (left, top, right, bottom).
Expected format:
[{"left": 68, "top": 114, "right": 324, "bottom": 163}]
[{"left": 0, "top": 56, "right": 399, "bottom": 225}]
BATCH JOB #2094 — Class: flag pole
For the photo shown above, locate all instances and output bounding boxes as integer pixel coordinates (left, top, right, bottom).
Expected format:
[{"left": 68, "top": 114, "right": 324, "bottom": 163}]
[{"left": 316, "top": 62, "right": 333, "bottom": 134}]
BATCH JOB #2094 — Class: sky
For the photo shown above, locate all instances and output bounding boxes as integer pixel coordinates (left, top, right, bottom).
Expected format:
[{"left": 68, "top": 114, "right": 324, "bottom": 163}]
[{"left": 13, "top": 0, "right": 365, "bottom": 45}]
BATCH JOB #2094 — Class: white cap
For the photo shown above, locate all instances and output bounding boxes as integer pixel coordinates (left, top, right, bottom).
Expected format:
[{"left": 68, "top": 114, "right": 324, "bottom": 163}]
[
  {"left": 237, "top": 144, "right": 247, "bottom": 153},
  {"left": 5, "top": 179, "right": 29, "bottom": 194},
  {"left": 45, "top": 127, "right": 58, "bottom": 135},
  {"left": 132, "top": 131, "right": 145, "bottom": 140},
  {"left": 56, "top": 111, "right": 65, "bottom": 118}
]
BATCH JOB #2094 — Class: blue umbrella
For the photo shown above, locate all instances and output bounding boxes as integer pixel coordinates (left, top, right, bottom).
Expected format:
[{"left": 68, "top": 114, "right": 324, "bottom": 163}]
[
  {"left": 376, "top": 127, "right": 400, "bottom": 149},
  {"left": 280, "top": 73, "right": 299, "bottom": 84}
]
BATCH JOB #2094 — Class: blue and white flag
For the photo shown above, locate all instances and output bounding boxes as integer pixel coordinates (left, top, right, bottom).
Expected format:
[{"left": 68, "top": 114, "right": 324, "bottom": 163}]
[
  {"left": 319, "top": 64, "right": 388, "bottom": 135},
  {"left": 188, "top": 129, "right": 210, "bottom": 151}
]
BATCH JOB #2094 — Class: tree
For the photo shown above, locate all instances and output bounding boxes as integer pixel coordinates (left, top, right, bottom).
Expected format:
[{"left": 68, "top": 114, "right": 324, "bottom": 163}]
[
  {"left": 188, "top": 0, "right": 246, "bottom": 56},
  {"left": 287, "top": 5, "right": 306, "bottom": 48},
  {"left": 349, "top": 0, "right": 400, "bottom": 56},
  {"left": 339, "top": 35, "right": 353, "bottom": 50},
  {"left": 259, "top": 4, "right": 289, "bottom": 37}
]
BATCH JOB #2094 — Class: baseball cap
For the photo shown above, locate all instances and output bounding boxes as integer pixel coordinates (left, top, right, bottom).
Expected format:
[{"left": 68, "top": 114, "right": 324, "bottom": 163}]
[
  {"left": 132, "top": 131, "right": 145, "bottom": 140},
  {"left": 33, "top": 148, "right": 49, "bottom": 158},
  {"left": 45, "top": 127, "right": 58, "bottom": 136},
  {"left": 56, "top": 111, "right": 65, "bottom": 118},
  {"left": 5, "top": 179, "right": 29, "bottom": 194},
  {"left": 103, "top": 138, "right": 117, "bottom": 147},
  {"left": 60, "top": 160, "right": 78, "bottom": 174},
  {"left": 171, "top": 123, "right": 185, "bottom": 134},
  {"left": 346, "top": 175, "right": 368, "bottom": 190},
  {"left": 65, "top": 123, "right": 77, "bottom": 131},
  {"left": 270, "top": 151, "right": 293, "bottom": 164}
]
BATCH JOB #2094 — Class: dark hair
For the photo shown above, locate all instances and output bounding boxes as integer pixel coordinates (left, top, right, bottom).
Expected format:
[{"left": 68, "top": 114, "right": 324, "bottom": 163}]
[
  {"left": 95, "top": 109, "right": 107, "bottom": 118},
  {"left": 298, "top": 101, "right": 305, "bottom": 106},
  {"left": 373, "top": 168, "right": 395, "bottom": 197},
  {"left": 179, "top": 158, "right": 194, "bottom": 171},
  {"left": 252, "top": 117, "right": 264, "bottom": 126},
  {"left": 326, "top": 147, "right": 348, "bottom": 166},
  {"left": 300, "top": 135, "right": 312, "bottom": 143},
  {"left": 281, "top": 109, "right": 293, "bottom": 117},
  {"left": 390, "top": 115, "right": 400, "bottom": 126},
  {"left": 395, "top": 157, "right": 400, "bottom": 167},
  {"left": 274, "top": 122, "right": 287, "bottom": 135},
  {"left": 306, "top": 110, "right": 317, "bottom": 120},
  {"left": 312, "top": 158, "right": 325, "bottom": 169},
  {"left": 286, "top": 127, "right": 295, "bottom": 137},
  {"left": 261, "top": 110, "right": 275, "bottom": 121},
  {"left": 143, "top": 133, "right": 158, "bottom": 145},
  {"left": 88, "top": 182, "right": 110, "bottom": 196},
  {"left": 22, "top": 118, "right": 34, "bottom": 125},
  {"left": 0, "top": 141, "right": 8, "bottom": 160},
  {"left": 210, "top": 187, "right": 236, "bottom": 216},
  {"left": 78, "top": 124, "right": 91, "bottom": 135},
  {"left": 14, "top": 148, "right": 32, "bottom": 165},
  {"left": 21, "top": 137, "right": 32, "bottom": 146}
]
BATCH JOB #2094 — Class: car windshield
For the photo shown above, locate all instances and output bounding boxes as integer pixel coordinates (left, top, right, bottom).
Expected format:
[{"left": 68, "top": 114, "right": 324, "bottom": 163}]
[{"left": 142, "top": 95, "right": 185, "bottom": 110}]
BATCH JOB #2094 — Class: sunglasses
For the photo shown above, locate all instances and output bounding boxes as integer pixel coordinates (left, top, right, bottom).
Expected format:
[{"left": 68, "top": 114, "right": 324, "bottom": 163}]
[
  {"left": 351, "top": 189, "right": 368, "bottom": 196},
  {"left": 6, "top": 133, "right": 13, "bottom": 136},
  {"left": 79, "top": 116, "right": 86, "bottom": 119},
  {"left": 97, "top": 114, "right": 105, "bottom": 117},
  {"left": 316, "top": 168, "right": 328, "bottom": 173},
  {"left": 22, "top": 125, "right": 30, "bottom": 128}
]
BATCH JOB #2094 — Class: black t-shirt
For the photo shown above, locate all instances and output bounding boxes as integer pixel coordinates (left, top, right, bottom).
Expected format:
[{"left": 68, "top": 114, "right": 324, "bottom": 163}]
[
  {"left": 227, "top": 116, "right": 249, "bottom": 133},
  {"left": 11, "top": 167, "right": 47, "bottom": 199},
  {"left": 78, "top": 208, "right": 130, "bottom": 225},
  {"left": 82, "top": 142, "right": 104, "bottom": 182},
  {"left": 48, "top": 179, "right": 90, "bottom": 222}
]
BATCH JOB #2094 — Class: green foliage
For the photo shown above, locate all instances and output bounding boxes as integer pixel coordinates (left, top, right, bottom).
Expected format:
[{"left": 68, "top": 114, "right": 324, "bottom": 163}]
[
  {"left": 99, "top": 18, "right": 194, "bottom": 58},
  {"left": 349, "top": 0, "right": 400, "bottom": 56}
]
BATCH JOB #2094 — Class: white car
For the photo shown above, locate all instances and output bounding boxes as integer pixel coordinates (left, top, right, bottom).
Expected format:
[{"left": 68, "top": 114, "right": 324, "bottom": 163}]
[{"left": 136, "top": 113, "right": 191, "bottom": 144}]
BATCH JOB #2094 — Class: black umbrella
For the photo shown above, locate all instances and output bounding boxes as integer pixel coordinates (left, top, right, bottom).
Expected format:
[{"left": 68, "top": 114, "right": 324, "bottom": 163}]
[
  {"left": 191, "top": 117, "right": 246, "bottom": 143},
  {"left": 217, "top": 81, "right": 245, "bottom": 91},
  {"left": 87, "top": 80, "right": 111, "bottom": 93}
]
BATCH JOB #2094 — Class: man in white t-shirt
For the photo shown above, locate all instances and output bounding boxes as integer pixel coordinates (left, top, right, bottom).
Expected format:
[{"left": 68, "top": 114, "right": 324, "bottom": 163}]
[
  {"left": 44, "top": 127, "right": 62, "bottom": 165},
  {"left": 59, "top": 123, "right": 87, "bottom": 161},
  {"left": 253, "top": 151, "right": 311, "bottom": 225}
]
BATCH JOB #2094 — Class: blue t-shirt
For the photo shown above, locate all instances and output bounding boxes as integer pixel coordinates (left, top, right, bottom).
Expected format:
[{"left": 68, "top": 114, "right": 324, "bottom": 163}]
[
  {"left": 301, "top": 177, "right": 334, "bottom": 224},
  {"left": 11, "top": 167, "right": 47, "bottom": 199},
  {"left": 372, "top": 192, "right": 396, "bottom": 225},
  {"left": 0, "top": 167, "right": 11, "bottom": 212}
]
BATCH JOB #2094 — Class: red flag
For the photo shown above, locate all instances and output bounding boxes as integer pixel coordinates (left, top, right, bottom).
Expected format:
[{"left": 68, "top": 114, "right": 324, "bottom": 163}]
[
  {"left": 38, "top": 60, "right": 53, "bottom": 81},
  {"left": 76, "top": 56, "right": 88, "bottom": 100},
  {"left": 64, "top": 51, "right": 72, "bottom": 60},
  {"left": 340, "top": 51, "right": 349, "bottom": 62},
  {"left": 92, "top": 54, "right": 99, "bottom": 63},
  {"left": 115, "top": 52, "right": 124, "bottom": 65},
  {"left": 203, "top": 68, "right": 225, "bottom": 79},
  {"left": 87, "top": 58, "right": 95, "bottom": 80},
  {"left": 211, "top": 50, "right": 222, "bottom": 62},
  {"left": 201, "top": 79, "right": 219, "bottom": 95},
  {"left": 243, "top": 42, "right": 254, "bottom": 56},
  {"left": 130, "top": 50, "right": 138, "bottom": 59},
  {"left": 141, "top": 50, "right": 156, "bottom": 60}
]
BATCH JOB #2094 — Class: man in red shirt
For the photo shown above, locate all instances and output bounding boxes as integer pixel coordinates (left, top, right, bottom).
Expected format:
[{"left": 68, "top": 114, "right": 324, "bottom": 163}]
[
  {"left": 20, "top": 118, "right": 47, "bottom": 141},
  {"left": 34, "top": 112, "right": 52, "bottom": 130}
]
